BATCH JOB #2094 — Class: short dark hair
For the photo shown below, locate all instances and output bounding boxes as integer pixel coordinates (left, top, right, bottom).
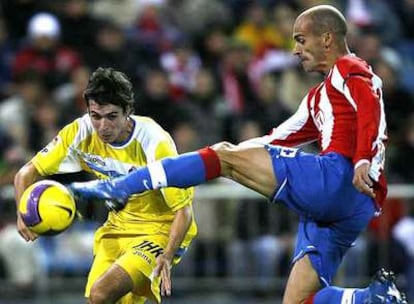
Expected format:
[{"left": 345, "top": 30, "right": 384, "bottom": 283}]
[
  {"left": 83, "top": 67, "right": 134, "bottom": 114},
  {"left": 304, "top": 5, "right": 347, "bottom": 39}
]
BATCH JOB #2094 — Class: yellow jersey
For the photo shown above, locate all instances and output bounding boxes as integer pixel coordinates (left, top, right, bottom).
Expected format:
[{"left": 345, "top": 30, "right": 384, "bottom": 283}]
[{"left": 32, "top": 114, "right": 197, "bottom": 247}]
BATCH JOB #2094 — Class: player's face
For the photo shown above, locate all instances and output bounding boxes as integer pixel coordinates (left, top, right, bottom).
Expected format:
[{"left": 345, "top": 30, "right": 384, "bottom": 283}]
[
  {"left": 88, "top": 100, "right": 131, "bottom": 144},
  {"left": 292, "top": 16, "right": 327, "bottom": 73}
]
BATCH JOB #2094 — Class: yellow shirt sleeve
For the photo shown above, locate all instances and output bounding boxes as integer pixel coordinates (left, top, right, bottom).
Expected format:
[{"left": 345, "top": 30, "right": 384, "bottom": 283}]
[{"left": 32, "top": 120, "right": 82, "bottom": 176}]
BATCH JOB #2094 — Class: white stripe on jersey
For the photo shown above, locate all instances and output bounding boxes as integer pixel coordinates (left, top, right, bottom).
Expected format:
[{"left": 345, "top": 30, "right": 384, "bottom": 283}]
[
  {"left": 372, "top": 73, "right": 383, "bottom": 90},
  {"left": 369, "top": 74, "right": 387, "bottom": 181},
  {"left": 331, "top": 65, "right": 357, "bottom": 110},
  {"left": 340, "top": 289, "right": 356, "bottom": 304},
  {"left": 58, "top": 116, "right": 92, "bottom": 173},
  {"left": 135, "top": 118, "right": 176, "bottom": 164},
  {"left": 318, "top": 85, "right": 334, "bottom": 151}
]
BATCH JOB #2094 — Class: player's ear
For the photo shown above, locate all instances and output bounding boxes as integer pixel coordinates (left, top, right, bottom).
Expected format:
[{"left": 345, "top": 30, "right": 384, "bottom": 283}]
[
  {"left": 323, "top": 32, "right": 333, "bottom": 49},
  {"left": 126, "top": 105, "right": 134, "bottom": 116},
  {"left": 130, "top": 106, "right": 134, "bottom": 115}
]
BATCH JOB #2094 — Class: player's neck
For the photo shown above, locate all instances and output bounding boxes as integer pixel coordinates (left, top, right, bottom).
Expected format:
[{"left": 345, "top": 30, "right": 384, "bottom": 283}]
[
  {"left": 322, "top": 48, "right": 350, "bottom": 75},
  {"left": 115, "top": 118, "right": 135, "bottom": 144}
]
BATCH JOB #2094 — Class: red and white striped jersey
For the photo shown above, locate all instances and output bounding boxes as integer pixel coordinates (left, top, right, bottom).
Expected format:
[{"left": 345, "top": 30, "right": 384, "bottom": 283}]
[{"left": 258, "top": 55, "right": 388, "bottom": 206}]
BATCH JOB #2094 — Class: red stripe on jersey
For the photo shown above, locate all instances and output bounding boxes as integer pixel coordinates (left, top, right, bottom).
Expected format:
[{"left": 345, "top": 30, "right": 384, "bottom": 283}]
[{"left": 198, "top": 147, "right": 221, "bottom": 180}]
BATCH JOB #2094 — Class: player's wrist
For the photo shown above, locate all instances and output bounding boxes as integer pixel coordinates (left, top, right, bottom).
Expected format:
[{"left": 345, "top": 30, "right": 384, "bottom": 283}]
[
  {"left": 162, "top": 251, "right": 175, "bottom": 261},
  {"left": 354, "top": 159, "right": 370, "bottom": 169}
]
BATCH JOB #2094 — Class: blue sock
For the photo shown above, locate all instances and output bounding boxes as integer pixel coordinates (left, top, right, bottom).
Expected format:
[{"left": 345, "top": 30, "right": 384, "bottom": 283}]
[
  {"left": 312, "top": 286, "right": 368, "bottom": 303},
  {"left": 114, "top": 150, "right": 216, "bottom": 195}
]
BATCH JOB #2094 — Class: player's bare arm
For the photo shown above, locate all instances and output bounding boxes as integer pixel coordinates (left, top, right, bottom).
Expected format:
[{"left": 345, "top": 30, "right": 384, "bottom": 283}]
[
  {"left": 155, "top": 204, "right": 193, "bottom": 296},
  {"left": 14, "top": 161, "right": 41, "bottom": 241},
  {"left": 212, "top": 142, "right": 277, "bottom": 197}
]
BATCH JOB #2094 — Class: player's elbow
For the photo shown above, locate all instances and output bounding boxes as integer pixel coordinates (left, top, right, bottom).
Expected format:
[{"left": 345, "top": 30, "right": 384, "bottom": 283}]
[
  {"left": 14, "top": 162, "right": 39, "bottom": 190},
  {"left": 88, "top": 291, "right": 107, "bottom": 304},
  {"left": 89, "top": 287, "right": 116, "bottom": 304},
  {"left": 14, "top": 168, "right": 23, "bottom": 189},
  {"left": 177, "top": 204, "right": 193, "bottom": 224},
  {"left": 14, "top": 164, "right": 29, "bottom": 190}
]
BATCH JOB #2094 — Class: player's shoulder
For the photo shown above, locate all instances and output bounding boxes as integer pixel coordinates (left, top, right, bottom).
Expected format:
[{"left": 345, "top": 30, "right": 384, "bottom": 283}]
[
  {"left": 131, "top": 115, "right": 172, "bottom": 140},
  {"left": 335, "top": 54, "right": 373, "bottom": 78},
  {"left": 65, "top": 114, "right": 92, "bottom": 131},
  {"left": 131, "top": 115, "right": 176, "bottom": 157},
  {"left": 133, "top": 115, "right": 160, "bottom": 126},
  {"left": 59, "top": 114, "right": 94, "bottom": 142},
  {"left": 133, "top": 115, "right": 165, "bottom": 132}
]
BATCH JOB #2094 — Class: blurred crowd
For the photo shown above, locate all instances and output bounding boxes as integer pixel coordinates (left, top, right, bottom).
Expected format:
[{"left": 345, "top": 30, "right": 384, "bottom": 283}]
[{"left": 0, "top": 0, "right": 413, "bottom": 301}]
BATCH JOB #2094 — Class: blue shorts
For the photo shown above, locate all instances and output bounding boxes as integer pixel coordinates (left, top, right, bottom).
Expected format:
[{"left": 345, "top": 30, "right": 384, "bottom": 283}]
[{"left": 266, "top": 145, "right": 376, "bottom": 286}]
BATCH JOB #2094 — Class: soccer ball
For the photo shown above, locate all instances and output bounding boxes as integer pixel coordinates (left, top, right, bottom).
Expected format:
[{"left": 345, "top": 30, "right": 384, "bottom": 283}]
[{"left": 18, "top": 180, "right": 76, "bottom": 236}]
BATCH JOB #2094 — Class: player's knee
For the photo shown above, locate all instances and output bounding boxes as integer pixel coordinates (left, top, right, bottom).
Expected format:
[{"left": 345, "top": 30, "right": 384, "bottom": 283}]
[
  {"left": 88, "top": 291, "right": 106, "bottom": 304},
  {"left": 210, "top": 141, "right": 236, "bottom": 152},
  {"left": 283, "top": 293, "right": 314, "bottom": 304},
  {"left": 210, "top": 141, "right": 237, "bottom": 175},
  {"left": 282, "top": 298, "right": 307, "bottom": 304}
]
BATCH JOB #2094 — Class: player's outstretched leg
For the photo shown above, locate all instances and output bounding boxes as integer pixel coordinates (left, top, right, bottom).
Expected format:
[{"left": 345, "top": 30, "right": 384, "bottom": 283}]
[
  {"left": 365, "top": 268, "right": 407, "bottom": 304},
  {"left": 70, "top": 147, "right": 221, "bottom": 201},
  {"left": 306, "top": 269, "right": 407, "bottom": 304}
]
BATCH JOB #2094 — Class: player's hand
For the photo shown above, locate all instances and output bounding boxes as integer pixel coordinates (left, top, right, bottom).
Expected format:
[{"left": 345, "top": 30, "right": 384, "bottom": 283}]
[
  {"left": 154, "top": 253, "right": 173, "bottom": 296},
  {"left": 68, "top": 180, "right": 129, "bottom": 211},
  {"left": 17, "top": 213, "right": 38, "bottom": 242},
  {"left": 353, "top": 162, "right": 375, "bottom": 198}
]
